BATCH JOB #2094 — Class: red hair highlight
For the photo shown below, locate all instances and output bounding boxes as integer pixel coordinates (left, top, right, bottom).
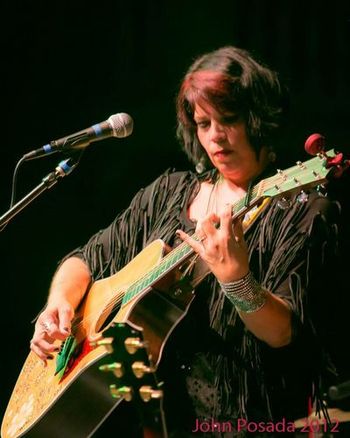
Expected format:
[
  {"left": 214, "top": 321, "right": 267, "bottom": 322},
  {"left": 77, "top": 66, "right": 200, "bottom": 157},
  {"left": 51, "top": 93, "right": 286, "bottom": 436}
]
[{"left": 177, "top": 70, "right": 240, "bottom": 128}]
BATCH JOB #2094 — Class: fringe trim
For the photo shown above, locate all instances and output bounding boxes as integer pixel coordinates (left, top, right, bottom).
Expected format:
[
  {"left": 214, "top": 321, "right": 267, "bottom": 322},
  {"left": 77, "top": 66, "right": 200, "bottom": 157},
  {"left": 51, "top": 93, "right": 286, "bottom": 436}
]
[{"left": 58, "top": 170, "right": 340, "bottom": 425}]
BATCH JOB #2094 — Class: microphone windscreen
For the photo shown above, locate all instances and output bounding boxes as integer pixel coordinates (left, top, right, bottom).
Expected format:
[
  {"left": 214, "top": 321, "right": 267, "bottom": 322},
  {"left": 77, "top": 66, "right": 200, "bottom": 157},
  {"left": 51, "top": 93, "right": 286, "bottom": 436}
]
[{"left": 108, "top": 113, "right": 134, "bottom": 138}]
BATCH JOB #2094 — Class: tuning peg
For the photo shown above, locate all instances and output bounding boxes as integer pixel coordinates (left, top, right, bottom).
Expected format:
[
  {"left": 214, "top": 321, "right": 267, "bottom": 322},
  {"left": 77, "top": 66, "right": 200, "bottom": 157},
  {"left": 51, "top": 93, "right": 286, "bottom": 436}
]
[
  {"left": 305, "top": 133, "right": 326, "bottom": 156},
  {"left": 99, "top": 362, "right": 124, "bottom": 378},
  {"left": 139, "top": 385, "right": 163, "bottom": 402},
  {"left": 277, "top": 197, "right": 291, "bottom": 210},
  {"left": 296, "top": 191, "right": 309, "bottom": 204},
  {"left": 109, "top": 385, "right": 133, "bottom": 401},
  {"left": 277, "top": 169, "right": 287, "bottom": 181},
  {"left": 132, "top": 361, "right": 155, "bottom": 379},
  {"left": 89, "top": 337, "right": 114, "bottom": 353},
  {"left": 124, "top": 337, "right": 145, "bottom": 354}
]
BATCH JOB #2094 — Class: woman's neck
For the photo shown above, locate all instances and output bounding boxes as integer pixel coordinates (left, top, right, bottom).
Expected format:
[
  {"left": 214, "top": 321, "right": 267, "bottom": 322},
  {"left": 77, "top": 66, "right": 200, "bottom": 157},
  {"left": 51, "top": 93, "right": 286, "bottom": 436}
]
[{"left": 215, "top": 171, "right": 252, "bottom": 196}]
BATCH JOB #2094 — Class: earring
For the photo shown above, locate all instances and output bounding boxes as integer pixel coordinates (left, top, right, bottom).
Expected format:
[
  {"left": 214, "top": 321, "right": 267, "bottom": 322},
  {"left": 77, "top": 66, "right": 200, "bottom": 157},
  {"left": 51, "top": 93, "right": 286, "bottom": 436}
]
[{"left": 195, "top": 156, "right": 206, "bottom": 174}]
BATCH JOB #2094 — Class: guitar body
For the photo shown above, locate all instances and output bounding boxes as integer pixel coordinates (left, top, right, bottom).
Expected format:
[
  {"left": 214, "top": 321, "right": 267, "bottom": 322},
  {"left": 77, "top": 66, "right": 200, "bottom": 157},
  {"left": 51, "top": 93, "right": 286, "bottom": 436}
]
[{"left": 1, "top": 239, "right": 195, "bottom": 438}]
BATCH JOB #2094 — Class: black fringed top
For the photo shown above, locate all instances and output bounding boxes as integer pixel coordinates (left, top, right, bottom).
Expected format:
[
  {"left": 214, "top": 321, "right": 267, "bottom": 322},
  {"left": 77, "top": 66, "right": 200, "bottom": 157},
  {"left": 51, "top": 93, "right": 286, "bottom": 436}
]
[{"left": 61, "top": 169, "right": 340, "bottom": 437}]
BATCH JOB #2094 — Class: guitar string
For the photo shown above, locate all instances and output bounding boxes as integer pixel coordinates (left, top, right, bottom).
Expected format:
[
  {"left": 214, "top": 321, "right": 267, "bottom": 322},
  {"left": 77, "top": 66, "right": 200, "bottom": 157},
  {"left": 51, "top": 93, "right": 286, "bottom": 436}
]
[
  {"left": 68, "top": 170, "right": 313, "bottom": 335},
  {"left": 68, "top": 158, "right": 324, "bottom": 334},
  {"left": 68, "top": 182, "right": 262, "bottom": 335},
  {"left": 67, "top": 170, "right": 301, "bottom": 334}
]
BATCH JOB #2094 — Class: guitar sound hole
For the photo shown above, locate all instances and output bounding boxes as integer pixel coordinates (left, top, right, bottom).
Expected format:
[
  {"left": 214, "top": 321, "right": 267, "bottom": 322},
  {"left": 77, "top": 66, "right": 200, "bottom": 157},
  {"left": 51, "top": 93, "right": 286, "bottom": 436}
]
[{"left": 96, "top": 307, "right": 119, "bottom": 333}]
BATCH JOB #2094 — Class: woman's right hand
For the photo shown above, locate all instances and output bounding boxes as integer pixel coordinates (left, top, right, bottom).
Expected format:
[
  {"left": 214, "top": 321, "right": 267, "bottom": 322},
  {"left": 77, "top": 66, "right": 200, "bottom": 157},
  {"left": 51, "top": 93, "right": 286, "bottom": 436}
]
[{"left": 30, "top": 300, "right": 75, "bottom": 364}]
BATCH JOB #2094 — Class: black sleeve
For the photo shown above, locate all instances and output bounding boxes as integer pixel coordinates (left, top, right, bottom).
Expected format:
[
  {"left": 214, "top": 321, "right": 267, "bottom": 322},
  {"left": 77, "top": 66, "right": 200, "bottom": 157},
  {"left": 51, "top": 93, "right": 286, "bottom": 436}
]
[
  {"left": 56, "top": 170, "right": 197, "bottom": 281},
  {"left": 250, "top": 192, "right": 340, "bottom": 327},
  {"left": 256, "top": 193, "right": 341, "bottom": 419}
]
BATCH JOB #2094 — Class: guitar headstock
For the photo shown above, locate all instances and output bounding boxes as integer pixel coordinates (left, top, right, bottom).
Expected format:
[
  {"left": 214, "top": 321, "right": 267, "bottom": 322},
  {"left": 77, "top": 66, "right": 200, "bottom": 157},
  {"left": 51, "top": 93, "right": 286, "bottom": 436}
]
[{"left": 261, "top": 149, "right": 348, "bottom": 199}]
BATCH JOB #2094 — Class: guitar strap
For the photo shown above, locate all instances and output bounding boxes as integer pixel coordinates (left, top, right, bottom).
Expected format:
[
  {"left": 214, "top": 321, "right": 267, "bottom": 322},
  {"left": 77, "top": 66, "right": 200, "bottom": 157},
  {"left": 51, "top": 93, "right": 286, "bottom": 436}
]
[{"left": 242, "top": 197, "right": 271, "bottom": 232}]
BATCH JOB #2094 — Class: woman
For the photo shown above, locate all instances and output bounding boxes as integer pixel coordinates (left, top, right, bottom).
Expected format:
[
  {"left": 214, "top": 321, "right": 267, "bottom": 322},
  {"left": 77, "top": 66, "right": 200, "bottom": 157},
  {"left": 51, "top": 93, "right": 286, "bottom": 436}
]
[{"left": 30, "top": 47, "right": 339, "bottom": 436}]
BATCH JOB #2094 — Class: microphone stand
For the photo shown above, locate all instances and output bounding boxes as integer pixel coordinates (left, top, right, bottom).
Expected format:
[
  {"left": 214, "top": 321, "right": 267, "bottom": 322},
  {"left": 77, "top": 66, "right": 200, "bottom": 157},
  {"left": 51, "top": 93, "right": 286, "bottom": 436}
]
[{"left": 0, "top": 157, "right": 78, "bottom": 229}]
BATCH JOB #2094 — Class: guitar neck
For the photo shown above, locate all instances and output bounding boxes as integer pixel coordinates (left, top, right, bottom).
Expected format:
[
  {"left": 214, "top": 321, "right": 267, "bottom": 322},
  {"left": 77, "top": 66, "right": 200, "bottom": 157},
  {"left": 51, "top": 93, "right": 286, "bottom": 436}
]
[
  {"left": 122, "top": 182, "right": 264, "bottom": 306},
  {"left": 128, "top": 147, "right": 337, "bottom": 306}
]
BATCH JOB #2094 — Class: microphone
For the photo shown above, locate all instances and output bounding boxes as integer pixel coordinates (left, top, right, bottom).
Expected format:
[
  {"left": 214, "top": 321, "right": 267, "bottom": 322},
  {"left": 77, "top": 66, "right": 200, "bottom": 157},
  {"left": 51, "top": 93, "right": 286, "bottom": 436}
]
[{"left": 23, "top": 113, "right": 134, "bottom": 160}]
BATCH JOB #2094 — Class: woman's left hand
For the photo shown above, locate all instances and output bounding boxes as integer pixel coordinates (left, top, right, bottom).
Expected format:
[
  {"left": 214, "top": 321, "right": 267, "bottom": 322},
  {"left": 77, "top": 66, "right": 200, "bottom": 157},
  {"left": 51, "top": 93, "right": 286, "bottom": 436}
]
[{"left": 176, "top": 204, "right": 249, "bottom": 283}]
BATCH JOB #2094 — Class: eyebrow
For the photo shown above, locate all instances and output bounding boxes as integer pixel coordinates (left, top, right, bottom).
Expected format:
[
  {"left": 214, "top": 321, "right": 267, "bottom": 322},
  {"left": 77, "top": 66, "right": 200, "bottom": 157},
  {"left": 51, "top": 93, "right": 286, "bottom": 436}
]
[{"left": 193, "top": 115, "right": 207, "bottom": 121}]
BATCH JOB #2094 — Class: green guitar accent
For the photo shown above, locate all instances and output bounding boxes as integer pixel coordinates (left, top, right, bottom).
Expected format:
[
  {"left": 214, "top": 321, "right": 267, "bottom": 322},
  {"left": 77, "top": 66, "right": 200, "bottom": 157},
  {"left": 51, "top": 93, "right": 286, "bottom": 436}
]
[{"left": 55, "top": 335, "right": 77, "bottom": 379}]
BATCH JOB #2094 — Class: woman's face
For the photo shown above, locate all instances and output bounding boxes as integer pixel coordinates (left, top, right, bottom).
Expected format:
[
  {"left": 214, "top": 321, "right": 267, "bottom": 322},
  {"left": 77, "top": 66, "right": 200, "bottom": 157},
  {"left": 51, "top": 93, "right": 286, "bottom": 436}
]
[{"left": 194, "top": 102, "right": 268, "bottom": 188}]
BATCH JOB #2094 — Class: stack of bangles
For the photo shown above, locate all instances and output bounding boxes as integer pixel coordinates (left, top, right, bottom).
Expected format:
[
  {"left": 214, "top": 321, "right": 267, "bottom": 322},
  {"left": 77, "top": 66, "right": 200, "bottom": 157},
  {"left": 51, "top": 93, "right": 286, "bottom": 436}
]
[{"left": 218, "top": 271, "right": 267, "bottom": 313}]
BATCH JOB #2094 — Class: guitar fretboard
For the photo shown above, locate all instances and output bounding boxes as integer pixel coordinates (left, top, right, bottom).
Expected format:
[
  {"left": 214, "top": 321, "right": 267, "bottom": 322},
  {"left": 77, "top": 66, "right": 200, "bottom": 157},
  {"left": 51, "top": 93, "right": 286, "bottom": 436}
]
[
  {"left": 121, "top": 150, "right": 332, "bottom": 306},
  {"left": 121, "top": 184, "right": 261, "bottom": 305}
]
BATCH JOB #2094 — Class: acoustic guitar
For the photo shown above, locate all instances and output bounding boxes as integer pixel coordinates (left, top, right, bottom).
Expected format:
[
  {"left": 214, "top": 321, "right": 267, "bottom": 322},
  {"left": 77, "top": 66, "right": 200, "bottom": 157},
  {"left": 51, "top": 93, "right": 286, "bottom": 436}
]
[{"left": 1, "top": 149, "right": 346, "bottom": 438}]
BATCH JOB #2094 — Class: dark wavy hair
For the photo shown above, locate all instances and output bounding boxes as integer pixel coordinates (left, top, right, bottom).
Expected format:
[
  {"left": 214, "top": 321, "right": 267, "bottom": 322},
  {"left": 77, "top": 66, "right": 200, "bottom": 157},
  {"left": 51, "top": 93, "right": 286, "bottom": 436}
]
[{"left": 176, "top": 46, "right": 289, "bottom": 170}]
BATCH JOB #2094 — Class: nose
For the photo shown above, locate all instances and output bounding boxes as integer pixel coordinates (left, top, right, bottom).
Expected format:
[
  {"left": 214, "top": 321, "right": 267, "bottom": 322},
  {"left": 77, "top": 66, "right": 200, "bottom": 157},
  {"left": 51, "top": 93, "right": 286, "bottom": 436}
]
[{"left": 209, "top": 121, "right": 226, "bottom": 143}]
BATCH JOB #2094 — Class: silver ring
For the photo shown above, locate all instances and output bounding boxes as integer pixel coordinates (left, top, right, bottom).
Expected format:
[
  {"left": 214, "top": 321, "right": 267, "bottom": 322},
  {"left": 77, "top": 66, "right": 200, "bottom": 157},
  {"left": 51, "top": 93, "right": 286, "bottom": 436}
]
[
  {"left": 199, "top": 234, "right": 207, "bottom": 243},
  {"left": 41, "top": 321, "right": 52, "bottom": 332}
]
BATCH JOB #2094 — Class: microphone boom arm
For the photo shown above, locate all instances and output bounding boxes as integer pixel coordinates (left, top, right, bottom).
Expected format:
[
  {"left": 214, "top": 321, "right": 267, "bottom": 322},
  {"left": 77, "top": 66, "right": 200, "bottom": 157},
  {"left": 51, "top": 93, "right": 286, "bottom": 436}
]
[{"left": 0, "top": 158, "right": 78, "bottom": 229}]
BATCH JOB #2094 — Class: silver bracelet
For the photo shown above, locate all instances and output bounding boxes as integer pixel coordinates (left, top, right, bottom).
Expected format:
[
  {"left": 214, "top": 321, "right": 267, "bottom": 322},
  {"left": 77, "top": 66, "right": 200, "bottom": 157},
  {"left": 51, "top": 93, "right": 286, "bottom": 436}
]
[{"left": 219, "top": 271, "right": 267, "bottom": 313}]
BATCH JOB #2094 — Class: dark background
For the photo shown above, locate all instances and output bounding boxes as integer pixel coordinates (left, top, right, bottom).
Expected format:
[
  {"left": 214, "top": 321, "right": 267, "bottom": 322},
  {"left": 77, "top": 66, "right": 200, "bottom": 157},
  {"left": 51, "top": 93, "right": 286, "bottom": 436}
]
[{"left": 1, "top": 0, "right": 350, "bottom": 433}]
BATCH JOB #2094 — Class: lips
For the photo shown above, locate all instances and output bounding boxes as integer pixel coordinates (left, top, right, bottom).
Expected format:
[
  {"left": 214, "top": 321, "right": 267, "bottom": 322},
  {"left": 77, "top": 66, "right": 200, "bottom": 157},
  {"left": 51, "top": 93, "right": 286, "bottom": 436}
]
[{"left": 213, "top": 149, "right": 231, "bottom": 159}]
